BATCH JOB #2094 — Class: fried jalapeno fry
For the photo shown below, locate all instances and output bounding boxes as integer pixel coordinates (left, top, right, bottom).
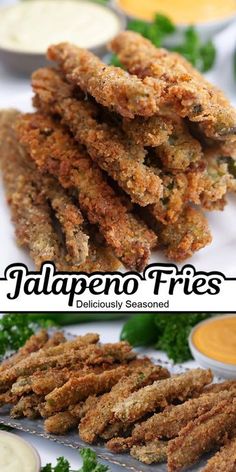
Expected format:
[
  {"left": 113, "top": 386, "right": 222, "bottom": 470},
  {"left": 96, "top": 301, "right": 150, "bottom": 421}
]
[
  {"left": 41, "top": 175, "right": 89, "bottom": 265},
  {"left": 32, "top": 68, "right": 163, "bottom": 206},
  {"left": 79, "top": 362, "right": 170, "bottom": 443},
  {"left": 17, "top": 112, "right": 157, "bottom": 271},
  {"left": 132, "top": 389, "right": 236, "bottom": 444},
  {"left": 2, "top": 330, "right": 236, "bottom": 471},
  {"left": 43, "top": 365, "right": 131, "bottom": 415},
  {"left": 110, "top": 32, "right": 236, "bottom": 141},
  {"left": 122, "top": 114, "right": 173, "bottom": 147},
  {"left": 113, "top": 368, "right": 212, "bottom": 423},
  {"left": 158, "top": 206, "right": 212, "bottom": 261},
  {"left": 155, "top": 115, "right": 203, "bottom": 171},
  {"left": 167, "top": 399, "right": 236, "bottom": 472},
  {"left": 202, "top": 436, "right": 236, "bottom": 472},
  {"left": 130, "top": 440, "right": 168, "bottom": 465},
  {"left": 0, "top": 110, "right": 61, "bottom": 268},
  {"left": 47, "top": 43, "right": 159, "bottom": 118},
  {"left": 0, "top": 110, "right": 119, "bottom": 272}
]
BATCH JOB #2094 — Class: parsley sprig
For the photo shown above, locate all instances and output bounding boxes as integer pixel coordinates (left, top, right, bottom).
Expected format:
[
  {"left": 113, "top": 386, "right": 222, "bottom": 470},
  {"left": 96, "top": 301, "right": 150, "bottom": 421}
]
[
  {"left": 120, "top": 313, "right": 213, "bottom": 363},
  {"left": 111, "top": 13, "right": 216, "bottom": 73},
  {"left": 41, "top": 448, "right": 109, "bottom": 472}
]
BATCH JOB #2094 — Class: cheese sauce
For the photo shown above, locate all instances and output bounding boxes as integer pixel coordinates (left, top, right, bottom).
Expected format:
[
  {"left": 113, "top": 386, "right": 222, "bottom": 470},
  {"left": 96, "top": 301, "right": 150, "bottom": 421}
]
[
  {"left": 0, "top": 0, "right": 121, "bottom": 53},
  {"left": 192, "top": 316, "right": 236, "bottom": 365},
  {"left": 0, "top": 432, "right": 39, "bottom": 472},
  {"left": 117, "top": 0, "right": 236, "bottom": 24}
]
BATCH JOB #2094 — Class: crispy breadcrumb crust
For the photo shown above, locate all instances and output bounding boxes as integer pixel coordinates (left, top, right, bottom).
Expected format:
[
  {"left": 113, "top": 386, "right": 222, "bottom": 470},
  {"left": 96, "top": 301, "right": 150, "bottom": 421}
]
[
  {"left": 167, "top": 399, "right": 236, "bottom": 472},
  {"left": 113, "top": 369, "right": 212, "bottom": 423},
  {"left": 159, "top": 206, "right": 212, "bottom": 261},
  {"left": 110, "top": 32, "right": 236, "bottom": 140},
  {"left": 202, "top": 436, "right": 236, "bottom": 472},
  {"left": 47, "top": 43, "right": 159, "bottom": 118},
  {"left": 32, "top": 68, "right": 163, "bottom": 206},
  {"left": 16, "top": 112, "right": 157, "bottom": 271}
]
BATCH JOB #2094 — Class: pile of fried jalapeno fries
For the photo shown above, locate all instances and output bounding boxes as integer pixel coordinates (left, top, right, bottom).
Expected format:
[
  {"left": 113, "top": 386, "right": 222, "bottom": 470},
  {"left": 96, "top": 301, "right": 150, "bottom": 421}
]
[
  {"left": 0, "top": 32, "right": 236, "bottom": 271},
  {"left": 1, "top": 330, "right": 236, "bottom": 471}
]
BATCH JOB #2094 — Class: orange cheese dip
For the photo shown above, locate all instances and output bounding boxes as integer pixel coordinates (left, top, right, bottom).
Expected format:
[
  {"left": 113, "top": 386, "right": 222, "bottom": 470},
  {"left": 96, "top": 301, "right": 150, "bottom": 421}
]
[
  {"left": 117, "top": 0, "right": 236, "bottom": 25},
  {"left": 192, "top": 316, "right": 236, "bottom": 365}
]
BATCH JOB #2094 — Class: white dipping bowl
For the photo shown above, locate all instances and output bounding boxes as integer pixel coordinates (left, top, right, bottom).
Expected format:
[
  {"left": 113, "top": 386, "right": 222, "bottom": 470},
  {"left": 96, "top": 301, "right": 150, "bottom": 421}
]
[
  {"left": 189, "top": 315, "right": 236, "bottom": 379},
  {"left": 0, "top": 0, "right": 126, "bottom": 75},
  {"left": 0, "top": 431, "right": 41, "bottom": 472}
]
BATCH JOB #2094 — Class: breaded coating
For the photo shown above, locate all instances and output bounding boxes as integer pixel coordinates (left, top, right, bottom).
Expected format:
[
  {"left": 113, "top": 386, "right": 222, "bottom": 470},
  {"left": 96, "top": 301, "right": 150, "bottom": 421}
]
[
  {"left": 11, "top": 363, "right": 118, "bottom": 397},
  {"left": 44, "top": 365, "right": 131, "bottom": 415},
  {"left": 155, "top": 115, "right": 203, "bottom": 171},
  {"left": 58, "top": 240, "right": 121, "bottom": 273},
  {"left": 122, "top": 114, "right": 173, "bottom": 147},
  {"left": 0, "top": 110, "right": 61, "bottom": 268},
  {"left": 159, "top": 206, "right": 212, "bottom": 261},
  {"left": 47, "top": 43, "right": 159, "bottom": 118},
  {"left": 79, "top": 362, "right": 170, "bottom": 443},
  {"left": 132, "top": 389, "right": 236, "bottom": 443},
  {"left": 106, "top": 436, "right": 135, "bottom": 453},
  {"left": 101, "top": 422, "right": 131, "bottom": 441},
  {"left": 11, "top": 369, "right": 72, "bottom": 397},
  {"left": 0, "top": 342, "right": 135, "bottom": 389},
  {"left": 32, "top": 68, "right": 162, "bottom": 206},
  {"left": 203, "top": 380, "right": 236, "bottom": 395},
  {"left": 69, "top": 395, "right": 98, "bottom": 420},
  {"left": 32, "top": 333, "right": 99, "bottom": 358},
  {"left": 200, "top": 147, "right": 236, "bottom": 210},
  {"left": 10, "top": 394, "right": 43, "bottom": 419},
  {"left": 17, "top": 112, "right": 157, "bottom": 271},
  {"left": 41, "top": 175, "right": 89, "bottom": 265},
  {"left": 110, "top": 32, "right": 236, "bottom": 140},
  {"left": 202, "top": 436, "right": 236, "bottom": 472},
  {"left": 149, "top": 170, "right": 204, "bottom": 225},
  {"left": 167, "top": 399, "right": 236, "bottom": 472},
  {"left": 10, "top": 365, "right": 87, "bottom": 397},
  {"left": 43, "top": 331, "right": 66, "bottom": 348},
  {"left": 114, "top": 368, "right": 212, "bottom": 424},
  {"left": 44, "top": 411, "right": 79, "bottom": 434},
  {"left": 0, "top": 110, "right": 116, "bottom": 272},
  {"left": 0, "top": 391, "right": 18, "bottom": 407},
  {"left": 130, "top": 440, "right": 168, "bottom": 464},
  {"left": 0, "top": 330, "right": 49, "bottom": 372}
]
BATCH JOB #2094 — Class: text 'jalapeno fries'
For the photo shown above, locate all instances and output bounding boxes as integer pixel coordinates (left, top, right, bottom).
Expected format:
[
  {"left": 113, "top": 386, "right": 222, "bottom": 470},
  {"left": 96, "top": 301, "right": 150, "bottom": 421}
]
[
  {"left": 1, "top": 330, "right": 236, "bottom": 471},
  {"left": 1, "top": 32, "right": 236, "bottom": 271}
]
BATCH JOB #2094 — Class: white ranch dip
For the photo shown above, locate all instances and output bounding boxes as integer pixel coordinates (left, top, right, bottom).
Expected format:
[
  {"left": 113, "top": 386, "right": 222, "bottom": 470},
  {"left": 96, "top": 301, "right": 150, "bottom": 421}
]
[
  {"left": 0, "top": 431, "right": 39, "bottom": 472},
  {"left": 0, "top": 0, "right": 121, "bottom": 52}
]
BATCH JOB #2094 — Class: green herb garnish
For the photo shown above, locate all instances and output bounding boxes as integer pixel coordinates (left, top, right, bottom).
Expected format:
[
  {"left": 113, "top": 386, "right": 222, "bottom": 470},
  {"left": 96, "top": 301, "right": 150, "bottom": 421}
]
[
  {"left": 110, "top": 14, "right": 216, "bottom": 73},
  {"left": 0, "top": 424, "right": 12, "bottom": 431},
  {"left": 0, "top": 314, "right": 35, "bottom": 360},
  {"left": 41, "top": 448, "right": 109, "bottom": 472},
  {"left": 172, "top": 26, "right": 216, "bottom": 72},
  {"left": 0, "top": 313, "right": 128, "bottom": 360},
  {"left": 128, "top": 13, "right": 176, "bottom": 47},
  {"left": 121, "top": 313, "right": 213, "bottom": 363}
]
